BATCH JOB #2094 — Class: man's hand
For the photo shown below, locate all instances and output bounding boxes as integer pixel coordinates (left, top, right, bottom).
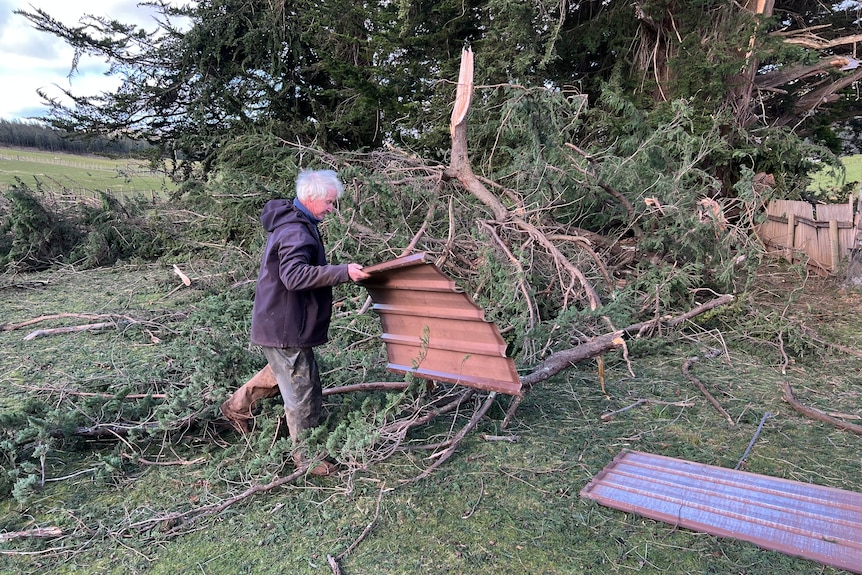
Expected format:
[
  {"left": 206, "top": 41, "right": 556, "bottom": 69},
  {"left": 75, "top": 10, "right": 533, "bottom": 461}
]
[{"left": 348, "top": 263, "right": 371, "bottom": 282}]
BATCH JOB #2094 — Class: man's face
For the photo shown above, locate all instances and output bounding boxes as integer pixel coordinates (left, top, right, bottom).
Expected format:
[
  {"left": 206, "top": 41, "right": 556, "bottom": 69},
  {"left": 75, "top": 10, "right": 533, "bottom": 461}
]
[{"left": 304, "top": 189, "right": 339, "bottom": 220}]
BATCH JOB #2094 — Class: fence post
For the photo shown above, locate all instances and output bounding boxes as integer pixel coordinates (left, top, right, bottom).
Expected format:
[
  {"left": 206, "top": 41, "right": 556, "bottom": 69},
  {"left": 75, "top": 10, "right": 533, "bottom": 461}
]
[
  {"left": 829, "top": 219, "right": 840, "bottom": 272},
  {"left": 786, "top": 212, "right": 795, "bottom": 263}
]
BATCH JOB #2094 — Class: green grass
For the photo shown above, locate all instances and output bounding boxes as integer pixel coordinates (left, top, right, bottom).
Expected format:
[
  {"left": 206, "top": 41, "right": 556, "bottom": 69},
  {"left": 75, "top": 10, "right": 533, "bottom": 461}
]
[
  {"left": 0, "top": 146, "right": 177, "bottom": 197},
  {"left": 808, "top": 153, "right": 862, "bottom": 199},
  {"left": 0, "top": 262, "right": 860, "bottom": 574}
]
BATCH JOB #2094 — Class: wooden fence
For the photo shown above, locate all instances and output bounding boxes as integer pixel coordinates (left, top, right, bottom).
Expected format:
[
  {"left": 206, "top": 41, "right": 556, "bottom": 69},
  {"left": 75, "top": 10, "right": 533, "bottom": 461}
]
[{"left": 757, "top": 197, "right": 861, "bottom": 275}]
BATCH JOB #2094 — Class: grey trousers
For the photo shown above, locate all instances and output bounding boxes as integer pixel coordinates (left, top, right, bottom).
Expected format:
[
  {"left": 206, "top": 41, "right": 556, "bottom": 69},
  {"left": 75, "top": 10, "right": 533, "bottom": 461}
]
[{"left": 262, "top": 347, "right": 322, "bottom": 443}]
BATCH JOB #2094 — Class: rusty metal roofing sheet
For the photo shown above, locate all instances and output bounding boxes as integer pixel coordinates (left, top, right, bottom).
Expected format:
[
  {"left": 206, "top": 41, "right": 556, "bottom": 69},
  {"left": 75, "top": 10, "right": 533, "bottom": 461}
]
[
  {"left": 360, "top": 253, "right": 521, "bottom": 396},
  {"left": 580, "top": 449, "right": 862, "bottom": 574}
]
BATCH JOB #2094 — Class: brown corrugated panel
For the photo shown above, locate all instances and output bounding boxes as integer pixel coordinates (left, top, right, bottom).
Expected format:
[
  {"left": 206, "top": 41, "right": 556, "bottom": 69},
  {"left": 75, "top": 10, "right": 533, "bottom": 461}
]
[
  {"left": 580, "top": 449, "right": 862, "bottom": 573},
  {"left": 360, "top": 253, "right": 521, "bottom": 396}
]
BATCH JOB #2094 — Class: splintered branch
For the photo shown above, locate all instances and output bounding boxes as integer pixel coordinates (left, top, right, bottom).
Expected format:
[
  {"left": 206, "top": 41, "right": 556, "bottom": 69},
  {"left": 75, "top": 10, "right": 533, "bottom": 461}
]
[
  {"left": 1, "top": 313, "right": 134, "bottom": 332},
  {"left": 521, "top": 294, "right": 734, "bottom": 389},
  {"left": 443, "top": 47, "right": 602, "bottom": 311},
  {"left": 502, "top": 294, "right": 734, "bottom": 427}
]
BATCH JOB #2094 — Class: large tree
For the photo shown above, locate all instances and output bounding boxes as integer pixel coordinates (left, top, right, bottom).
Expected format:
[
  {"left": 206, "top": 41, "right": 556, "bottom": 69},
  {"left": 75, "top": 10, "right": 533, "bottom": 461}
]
[{"left": 19, "top": 1, "right": 862, "bottom": 161}]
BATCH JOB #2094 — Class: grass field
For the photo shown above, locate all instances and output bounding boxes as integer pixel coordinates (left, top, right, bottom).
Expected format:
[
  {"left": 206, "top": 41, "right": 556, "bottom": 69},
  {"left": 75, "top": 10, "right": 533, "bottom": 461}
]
[
  {"left": 808, "top": 153, "right": 862, "bottom": 198},
  {"left": 0, "top": 146, "right": 177, "bottom": 198},
  {"left": 1, "top": 148, "right": 860, "bottom": 574},
  {"left": 0, "top": 259, "right": 860, "bottom": 575}
]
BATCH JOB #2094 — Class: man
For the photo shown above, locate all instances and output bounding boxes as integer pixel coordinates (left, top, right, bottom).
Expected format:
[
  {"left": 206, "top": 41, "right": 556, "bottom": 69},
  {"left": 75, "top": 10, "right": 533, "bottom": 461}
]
[{"left": 221, "top": 169, "right": 369, "bottom": 476}]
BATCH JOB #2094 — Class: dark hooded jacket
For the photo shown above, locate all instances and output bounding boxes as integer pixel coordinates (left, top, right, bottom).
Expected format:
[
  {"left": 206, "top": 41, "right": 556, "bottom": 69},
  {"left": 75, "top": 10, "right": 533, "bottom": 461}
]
[{"left": 250, "top": 199, "right": 350, "bottom": 348}]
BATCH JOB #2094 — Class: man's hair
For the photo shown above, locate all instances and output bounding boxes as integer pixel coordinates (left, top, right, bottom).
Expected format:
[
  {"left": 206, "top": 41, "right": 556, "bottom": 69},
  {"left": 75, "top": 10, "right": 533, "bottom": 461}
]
[{"left": 296, "top": 169, "right": 344, "bottom": 202}]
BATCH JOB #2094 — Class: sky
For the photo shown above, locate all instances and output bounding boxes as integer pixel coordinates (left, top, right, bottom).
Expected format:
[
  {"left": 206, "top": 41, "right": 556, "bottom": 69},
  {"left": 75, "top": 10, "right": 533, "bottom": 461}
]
[{"left": 0, "top": 1, "right": 188, "bottom": 122}]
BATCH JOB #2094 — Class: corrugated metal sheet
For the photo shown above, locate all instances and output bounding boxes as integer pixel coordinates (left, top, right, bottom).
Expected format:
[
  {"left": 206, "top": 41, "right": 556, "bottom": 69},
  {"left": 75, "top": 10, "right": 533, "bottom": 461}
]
[
  {"left": 580, "top": 449, "right": 862, "bottom": 574},
  {"left": 360, "top": 253, "right": 521, "bottom": 396}
]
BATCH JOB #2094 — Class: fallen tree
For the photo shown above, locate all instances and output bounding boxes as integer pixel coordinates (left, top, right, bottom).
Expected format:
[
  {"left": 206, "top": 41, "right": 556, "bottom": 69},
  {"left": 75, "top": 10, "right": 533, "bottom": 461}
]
[{"left": 2, "top": 49, "right": 760, "bottom": 555}]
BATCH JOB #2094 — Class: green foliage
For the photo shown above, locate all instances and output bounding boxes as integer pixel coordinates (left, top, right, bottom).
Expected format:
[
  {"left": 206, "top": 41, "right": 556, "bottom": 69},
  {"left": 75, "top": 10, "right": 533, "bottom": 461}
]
[
  {"left": 155, "top": 290, "right": 261, "bottom": 421},
  {"left": 72, "top": 192, "right": 167, "bottom": 267},
  {"left": 0, "top": 183, "right": 82, "bottom": 270},
  {"left": 0, "top": 182, "right": 181, "bottom": 271}
]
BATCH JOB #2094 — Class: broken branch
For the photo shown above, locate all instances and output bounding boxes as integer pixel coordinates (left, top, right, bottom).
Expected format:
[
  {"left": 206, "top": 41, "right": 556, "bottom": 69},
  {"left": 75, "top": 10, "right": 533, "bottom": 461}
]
[
  {"left": 0, "top": 526, "right": 63, "bottom": 543},
  {"left": 520, "top": 294, "right": 734, "bottom": 389},
  {"left": 682, "top": 355, "right": 735, "bottom": 426},
  {"left": 406, "top": 391, "right": 497, "bottom": 483},
  {"left": 127, "top": 467, "right": 307, "bottom": 537},
  {"left": 443, "top": 47, "right": 602, "bottom": 310},
  {"left": 782, "top": 381, "right": 862, "bottom": 436},
  {"left": 3, "top": 313, "right": 134, "bottom": 332},
  {"left": 23, "top": 322, "right": 116, "bottom": 340}
]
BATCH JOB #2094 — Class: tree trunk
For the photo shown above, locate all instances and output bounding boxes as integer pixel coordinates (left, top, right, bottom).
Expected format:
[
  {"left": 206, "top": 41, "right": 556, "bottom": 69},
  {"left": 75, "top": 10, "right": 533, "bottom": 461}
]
[{"left": 728, "top": 0, "right": 775, "bottom": 128}]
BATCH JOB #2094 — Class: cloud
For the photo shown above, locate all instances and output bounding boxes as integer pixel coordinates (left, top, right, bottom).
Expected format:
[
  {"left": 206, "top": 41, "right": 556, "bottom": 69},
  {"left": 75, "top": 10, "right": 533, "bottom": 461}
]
[{"left": 0, "top": 1, "right": 188, "bottom": 122}]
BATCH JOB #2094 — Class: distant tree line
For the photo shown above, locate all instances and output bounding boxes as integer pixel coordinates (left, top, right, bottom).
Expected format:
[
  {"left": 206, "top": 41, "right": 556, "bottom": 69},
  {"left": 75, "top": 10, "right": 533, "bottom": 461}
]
[{"left": 0, "top": 118, "right": 151, "bottom": 157}]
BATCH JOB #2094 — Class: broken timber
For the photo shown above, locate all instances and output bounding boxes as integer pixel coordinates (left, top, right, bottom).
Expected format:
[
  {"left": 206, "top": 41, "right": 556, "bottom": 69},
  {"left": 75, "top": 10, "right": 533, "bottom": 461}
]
[{"left": 359, "top": 252, "right": 521, "bottom": 396}]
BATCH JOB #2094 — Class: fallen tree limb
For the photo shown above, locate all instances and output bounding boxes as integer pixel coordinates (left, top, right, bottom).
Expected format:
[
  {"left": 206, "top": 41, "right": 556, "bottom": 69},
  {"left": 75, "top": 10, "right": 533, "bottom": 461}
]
[
  {"left": 380, "top": 388, "right": 474, "bottom": 436},
  {"left": 126, "top": 467, "right": 307, "bottom": 537},
  {"left": 482, "top": 434, "right": 519, "bottom": 442},
  {"left": 0, "top": 279, "right": 50, "bottom": 291},
  {"left": 0, "top": 526, "right": 63, "bottom": 543},
  {"left": 323, "top": 382, "right": 410, "bottom": 396},
  {"left": 38, "top": 383, "right": 410, "bottom": 440},
  {"left": 23, "top": 322, "right": 116, "bottom": 340},
  {"left": 782, "top": 381, "right": 862, "bottom": 436},
  {"left": 443, "top": 48, "right": 602, "bottom": 310},
  {"left": 521, "top": 294, "right": 734, "bottom": 389},
  {"left": 328, "top": 482, "right": 386, "bottom": 575},
  {"left": 2, "top": 312, "right": 132, "bottom": 332},
  {"left": 502, "top": 294, "right": 734, "bottom": 427},
  {"left": 13, "top": 386, "right": 167, "bottom": 400},
  {"left": 405, "top": 391, "right": 497, "bottom": 483},
  {"left": 735, "top": 411, "right": 772, "bottom": 470}
]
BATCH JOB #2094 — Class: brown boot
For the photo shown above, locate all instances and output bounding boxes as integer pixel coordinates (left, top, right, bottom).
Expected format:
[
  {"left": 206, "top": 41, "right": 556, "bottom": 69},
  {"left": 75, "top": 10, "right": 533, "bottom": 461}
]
[{"left": 220, "top": 365, "right": 281, "bottom": 434}]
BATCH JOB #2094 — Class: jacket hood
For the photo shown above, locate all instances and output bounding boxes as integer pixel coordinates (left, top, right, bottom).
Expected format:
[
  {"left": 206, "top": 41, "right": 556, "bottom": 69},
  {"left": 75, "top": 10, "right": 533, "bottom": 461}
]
[{"left": 260, "top": 199, "right": 305, "bottom": 233}]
